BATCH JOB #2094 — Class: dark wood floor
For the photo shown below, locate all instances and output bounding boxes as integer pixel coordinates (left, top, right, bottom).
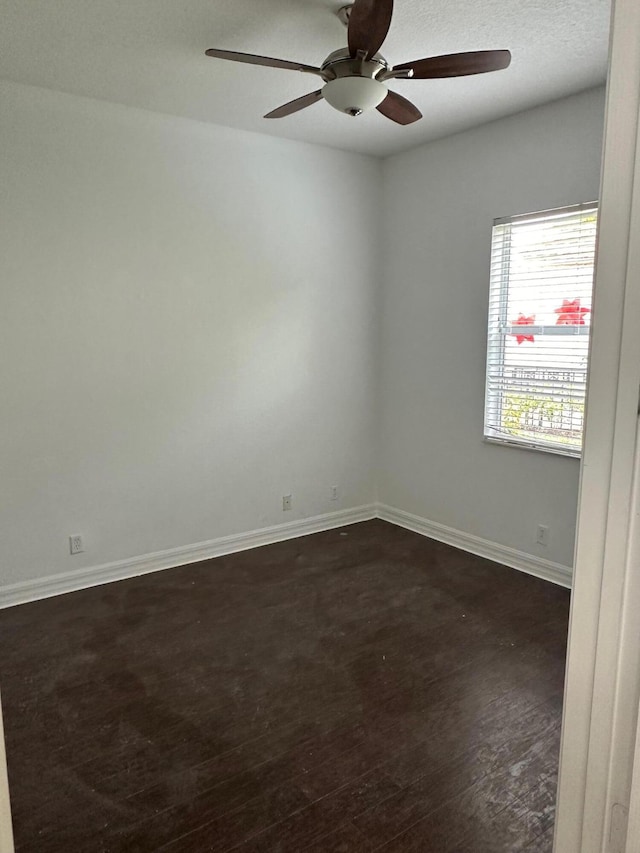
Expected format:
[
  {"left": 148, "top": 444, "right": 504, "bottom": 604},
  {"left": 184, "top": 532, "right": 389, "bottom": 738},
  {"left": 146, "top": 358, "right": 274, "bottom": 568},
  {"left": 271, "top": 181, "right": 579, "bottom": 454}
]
[{"left": 0, "top": 519, "right": 569, "bottom": 852}]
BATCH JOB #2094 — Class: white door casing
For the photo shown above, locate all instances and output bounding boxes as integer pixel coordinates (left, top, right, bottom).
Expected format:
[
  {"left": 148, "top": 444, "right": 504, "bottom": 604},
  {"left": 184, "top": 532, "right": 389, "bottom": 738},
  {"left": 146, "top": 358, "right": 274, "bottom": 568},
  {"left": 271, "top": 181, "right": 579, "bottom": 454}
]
[
  {"left": 621, "top": 421, "right": 640, "bottom": 853},
  {"left": 554, "top": 0, "right": 640, "bottom": 848},
  {"left": 0, "top": 693, "right": 14, "bottom": 853}
]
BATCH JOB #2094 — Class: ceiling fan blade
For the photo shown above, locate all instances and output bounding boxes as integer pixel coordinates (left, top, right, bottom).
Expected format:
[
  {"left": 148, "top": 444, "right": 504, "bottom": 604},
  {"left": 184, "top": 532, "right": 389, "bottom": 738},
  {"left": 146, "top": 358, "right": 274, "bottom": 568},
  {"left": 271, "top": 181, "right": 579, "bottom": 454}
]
[
  {"left": 376, "top": 90, "right": 422, "bottom": 125},
  {"left": 205, "top": 49, "right": 322, "bottom": 76},
  {"left": 348, "top": 0, "right": 394, "bottom": 58},
  {"left": 264, "top": 90, "right": 324, "bottom": 119},
  {"left": 394, "top": 50, "right": 511, "bottom": 79}
]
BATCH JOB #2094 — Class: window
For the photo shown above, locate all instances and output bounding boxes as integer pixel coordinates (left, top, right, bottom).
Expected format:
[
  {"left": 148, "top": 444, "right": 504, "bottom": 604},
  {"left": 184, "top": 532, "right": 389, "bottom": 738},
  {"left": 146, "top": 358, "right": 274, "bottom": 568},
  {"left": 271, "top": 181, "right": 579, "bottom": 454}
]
[{"left": 484, "top": 202, "right": 598, "bottom": 457}]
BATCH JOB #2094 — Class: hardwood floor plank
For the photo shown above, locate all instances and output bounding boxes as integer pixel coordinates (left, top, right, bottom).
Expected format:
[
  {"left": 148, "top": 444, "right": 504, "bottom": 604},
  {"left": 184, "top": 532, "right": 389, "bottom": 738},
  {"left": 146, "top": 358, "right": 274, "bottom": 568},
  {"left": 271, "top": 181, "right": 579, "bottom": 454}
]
[
  {"left": 161, "top": 767, "right": 399, "bottom": 853},
  {"left": 522, "top": 824, "right": 554, "bottom": 851},
  {"left": 92, "top": 780, "right": 309, "bottom": 853},
  {"left": 0, "top": 520, "right": 570, "bottom": 852},
  {"left": 300, "top": 821, "right": 376, "bottom": 853},
  {"left": 352, "top": 677, "right": 562, "bottom": 843},
  {"left": 371, "top": 777, "right": 520, "bottom": 852},
  {"left": 369, "top": 728, "right": 560, "bottom": 852}
]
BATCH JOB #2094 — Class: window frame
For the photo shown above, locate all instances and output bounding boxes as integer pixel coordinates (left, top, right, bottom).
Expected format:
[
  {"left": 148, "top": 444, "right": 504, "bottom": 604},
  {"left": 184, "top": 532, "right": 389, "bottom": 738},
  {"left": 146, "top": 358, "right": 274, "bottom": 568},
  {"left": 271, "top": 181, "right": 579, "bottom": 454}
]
[{"left": 483, "top": 201, "right": 598, "bottom": 459}]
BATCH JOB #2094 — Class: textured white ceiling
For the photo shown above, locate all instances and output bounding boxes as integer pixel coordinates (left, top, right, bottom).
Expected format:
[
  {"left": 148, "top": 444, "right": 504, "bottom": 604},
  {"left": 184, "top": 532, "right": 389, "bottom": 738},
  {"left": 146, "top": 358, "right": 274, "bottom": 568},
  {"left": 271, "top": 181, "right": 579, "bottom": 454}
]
[{"left": 0, "top": 0, "right": 610, "bottom": 157}]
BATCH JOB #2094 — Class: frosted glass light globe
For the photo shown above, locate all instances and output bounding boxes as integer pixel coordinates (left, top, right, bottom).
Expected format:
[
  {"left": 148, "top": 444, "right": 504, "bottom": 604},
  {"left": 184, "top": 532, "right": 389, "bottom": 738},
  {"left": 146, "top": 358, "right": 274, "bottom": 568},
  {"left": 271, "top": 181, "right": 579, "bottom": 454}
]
[{"left": 322, "top": 76, "right": 387, "bottom": 116}]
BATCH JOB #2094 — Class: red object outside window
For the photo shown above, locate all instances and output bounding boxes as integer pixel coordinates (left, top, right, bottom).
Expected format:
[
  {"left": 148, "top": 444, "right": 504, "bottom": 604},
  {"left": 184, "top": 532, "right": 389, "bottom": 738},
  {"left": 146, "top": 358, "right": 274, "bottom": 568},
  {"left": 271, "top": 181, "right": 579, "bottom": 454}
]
[
  {"left": 511, "top": 314, "right": 535, "bottom": 345},
  {"left": 555, "top": 298, "right": 590, "bottom": 325}
]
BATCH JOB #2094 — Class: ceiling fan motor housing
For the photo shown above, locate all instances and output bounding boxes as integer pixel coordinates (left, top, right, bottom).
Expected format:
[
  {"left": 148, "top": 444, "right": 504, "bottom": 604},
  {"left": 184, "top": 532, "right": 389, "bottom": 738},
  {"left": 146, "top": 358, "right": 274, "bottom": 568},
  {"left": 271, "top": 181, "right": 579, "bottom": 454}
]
[{"left": 320, "top": 48, "right": 388, "bottom": 116}]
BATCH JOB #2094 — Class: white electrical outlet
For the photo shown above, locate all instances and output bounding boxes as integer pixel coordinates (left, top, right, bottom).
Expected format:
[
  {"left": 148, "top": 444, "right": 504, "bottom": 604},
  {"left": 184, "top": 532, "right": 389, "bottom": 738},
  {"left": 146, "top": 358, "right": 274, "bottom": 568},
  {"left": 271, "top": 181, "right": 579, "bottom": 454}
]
[
  {"left": 330, "top": 486, "right": 338, "bottom": 501},
  {"left": 69, "top": 534, "right": 84, "bottom": 554},
  {"left": 536, "top": 525, "right": 549, "bottom": 546},
  {"left": 282, "top": 494, "right": 292, "bottom": 511}
]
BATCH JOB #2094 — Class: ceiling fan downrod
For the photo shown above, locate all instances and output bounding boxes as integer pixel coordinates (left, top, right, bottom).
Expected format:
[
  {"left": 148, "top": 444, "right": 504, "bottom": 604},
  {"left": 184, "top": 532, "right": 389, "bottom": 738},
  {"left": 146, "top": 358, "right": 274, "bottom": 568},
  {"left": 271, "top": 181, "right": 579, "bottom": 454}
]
[{"left": 336, "top": 5, "right": 352, "bottom": 28}]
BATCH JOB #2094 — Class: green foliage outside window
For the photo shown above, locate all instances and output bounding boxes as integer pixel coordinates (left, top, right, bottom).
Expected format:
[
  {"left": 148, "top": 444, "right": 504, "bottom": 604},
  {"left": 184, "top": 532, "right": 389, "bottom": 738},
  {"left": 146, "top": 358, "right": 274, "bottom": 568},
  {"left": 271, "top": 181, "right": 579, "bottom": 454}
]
[{"left": 502, "top": 393, "right": 585, "bottom": 446}]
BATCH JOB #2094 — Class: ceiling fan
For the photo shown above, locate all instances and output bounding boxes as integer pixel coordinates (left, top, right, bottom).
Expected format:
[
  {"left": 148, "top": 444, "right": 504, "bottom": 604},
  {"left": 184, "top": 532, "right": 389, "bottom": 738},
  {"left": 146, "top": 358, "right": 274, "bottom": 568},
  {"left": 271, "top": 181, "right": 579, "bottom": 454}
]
[{"left": 205, "top": 0, "right": 511, "bottom": 126}]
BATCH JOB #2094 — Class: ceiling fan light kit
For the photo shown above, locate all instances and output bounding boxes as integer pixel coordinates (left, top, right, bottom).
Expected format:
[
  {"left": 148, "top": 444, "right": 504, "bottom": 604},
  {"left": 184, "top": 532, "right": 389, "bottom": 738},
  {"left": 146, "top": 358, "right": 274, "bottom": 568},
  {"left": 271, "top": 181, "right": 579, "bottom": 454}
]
[
  {"left": 205, "top": 0, "right": 511, "bottom": 126},
  {"left": 322, "top": 75, "right": 387, "bottom": 116}
]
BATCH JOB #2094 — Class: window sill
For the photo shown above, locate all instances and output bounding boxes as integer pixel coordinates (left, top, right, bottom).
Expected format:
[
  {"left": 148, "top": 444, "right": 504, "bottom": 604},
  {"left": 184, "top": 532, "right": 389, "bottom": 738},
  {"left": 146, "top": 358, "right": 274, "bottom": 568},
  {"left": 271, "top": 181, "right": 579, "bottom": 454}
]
[{"left": 483, "top": 435, "right": 582, "bottom": 459}]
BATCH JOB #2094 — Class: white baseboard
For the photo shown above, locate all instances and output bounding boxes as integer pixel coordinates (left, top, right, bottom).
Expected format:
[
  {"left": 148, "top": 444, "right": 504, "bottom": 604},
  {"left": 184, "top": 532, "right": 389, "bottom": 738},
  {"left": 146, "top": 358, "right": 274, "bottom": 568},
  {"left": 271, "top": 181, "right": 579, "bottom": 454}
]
[
  {"left": 376, "top": 503, "right": 573, "bottom": 589},
  {"left": 1, "top": 501, "right": 572, "bottom": 608},
  {"left": 0, "top": 505, "right": 377, "bottom": 609}
]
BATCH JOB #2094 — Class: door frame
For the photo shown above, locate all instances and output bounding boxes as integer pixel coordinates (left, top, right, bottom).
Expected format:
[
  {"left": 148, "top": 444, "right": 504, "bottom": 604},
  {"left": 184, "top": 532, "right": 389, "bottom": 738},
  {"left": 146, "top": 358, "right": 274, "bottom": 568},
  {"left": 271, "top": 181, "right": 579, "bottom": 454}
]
[
  {"left": 0, "top": 693, "right": 14, "bottom": 853},
  {"left": 554, "top": 0, "right": 640, "bottom": 848}
]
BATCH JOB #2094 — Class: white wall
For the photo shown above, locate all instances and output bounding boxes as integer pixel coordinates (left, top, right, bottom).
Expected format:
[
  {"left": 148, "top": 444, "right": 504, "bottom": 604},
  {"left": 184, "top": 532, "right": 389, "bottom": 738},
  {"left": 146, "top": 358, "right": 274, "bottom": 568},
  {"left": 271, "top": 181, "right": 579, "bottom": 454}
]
[
  {"left": 0, "top": 81, "right": 606, "bottom": 592},
  {"left": 378, "top": 87, "right": 606, "bottom": 569},
  {"left": 0, "top": 81, "right": 380, "bottom": 587}
]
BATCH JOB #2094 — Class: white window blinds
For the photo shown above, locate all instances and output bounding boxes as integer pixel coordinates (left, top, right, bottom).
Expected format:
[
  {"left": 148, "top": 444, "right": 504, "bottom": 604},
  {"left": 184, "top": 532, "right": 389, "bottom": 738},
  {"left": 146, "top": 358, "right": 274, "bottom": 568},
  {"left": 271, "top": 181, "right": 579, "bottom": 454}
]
[{"left": 484, "top": 202, "right": 598, "bottom": 456}]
